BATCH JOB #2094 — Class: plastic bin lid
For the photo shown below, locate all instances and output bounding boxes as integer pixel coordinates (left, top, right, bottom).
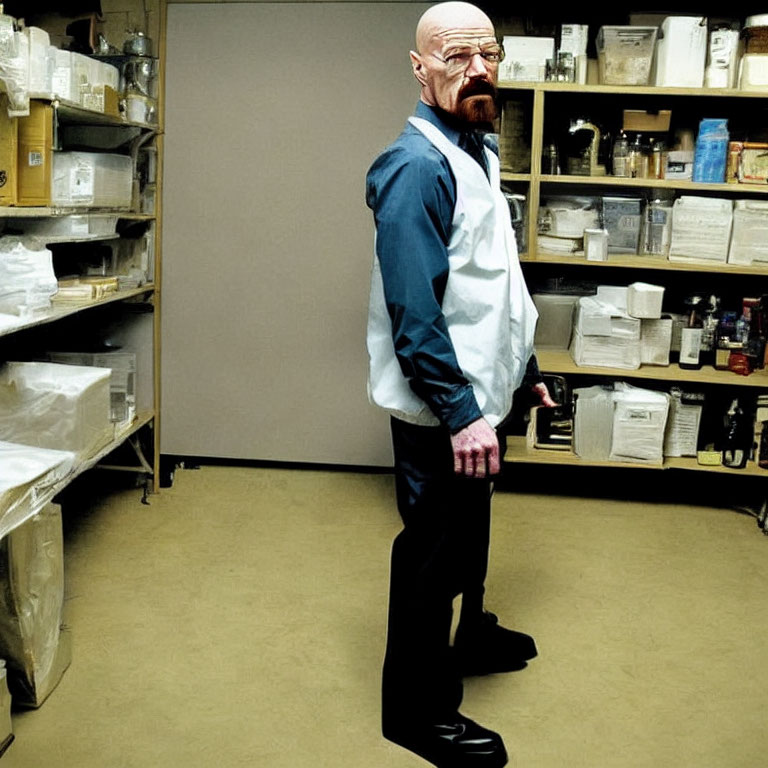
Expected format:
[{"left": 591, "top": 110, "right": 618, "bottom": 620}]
[{"left": 745, "top": 15, "right": 768, "bottom": 28}]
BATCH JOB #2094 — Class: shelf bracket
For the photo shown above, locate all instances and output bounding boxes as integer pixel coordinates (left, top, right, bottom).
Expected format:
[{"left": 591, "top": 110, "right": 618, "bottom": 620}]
[{"left": 95, "top": 434, "right": 154, "bottom": 504}]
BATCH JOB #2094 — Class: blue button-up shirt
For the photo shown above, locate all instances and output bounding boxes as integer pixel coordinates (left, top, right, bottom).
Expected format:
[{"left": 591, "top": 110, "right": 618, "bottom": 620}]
[{"left": 366, "top": 102, "right": 538, "bottom": 433}]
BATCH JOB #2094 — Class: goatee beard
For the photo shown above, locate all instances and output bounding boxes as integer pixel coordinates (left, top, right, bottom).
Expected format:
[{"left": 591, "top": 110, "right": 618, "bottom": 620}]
[{"left": 457, "top": 94, "right": 498, "bottom": 126}]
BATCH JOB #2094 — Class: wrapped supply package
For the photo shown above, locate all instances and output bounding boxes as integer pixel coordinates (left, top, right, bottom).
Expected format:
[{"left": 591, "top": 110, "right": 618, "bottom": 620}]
[
  {"left": 0, "top": 362, "right": 112, "bottom": 461},
  {"left": 570, "top": 295, "right": 641, "bottom": 370},
  {"left": 0, "top": 503, "right": 72, "bottom": 708},
  {"left": 0, "top": 237, "right": 58, "bottom": 318},
  {"left": 728, "top": 200, "right": 768, "bottom": 265},
  {"left": 46, "top": 350, "right": 136, "bottom": 425},
  {"left": 0, "top": 442, "right": 75, "bottom": 541},
  {"left": 52, "top": 152, "right": 133, "bottom": 208},
  {"left": 573, "top": 382, "right": 670, "bottom": 464},
  {"left": 26, "top": 27, "right": 53, "bottom": 96},
  {"left": 669, "top": 197, "right": 733, "bottom": 263},
  {"left": 0, "top": 13, "right": 30, "bottom": 117},
  {"left": 609, "top": 384, "right": 669, "bottom": 464},
  {"left": 627, "top": 282, "right": 665, "bottom": 319}
]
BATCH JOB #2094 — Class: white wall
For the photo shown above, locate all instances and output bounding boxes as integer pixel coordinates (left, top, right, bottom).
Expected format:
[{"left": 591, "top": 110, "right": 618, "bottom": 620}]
[{"left": 161, "top": 2, "right": 429, "bottom": 465}]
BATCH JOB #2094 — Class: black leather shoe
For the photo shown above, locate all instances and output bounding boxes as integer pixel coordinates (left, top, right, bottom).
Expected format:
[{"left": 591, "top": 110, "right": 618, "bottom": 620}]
[
  {"left": 453, "top": 611, "right": 537, "bottom": 677},
  {"left": 383, "top": 714, "right": 508, "bottom": 767}
]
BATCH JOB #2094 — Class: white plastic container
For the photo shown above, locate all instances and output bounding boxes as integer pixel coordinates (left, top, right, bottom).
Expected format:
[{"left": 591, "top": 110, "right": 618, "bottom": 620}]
[
  {"left": 51, "top": 152, "right": 133, "bottom": 208},
  {"left": 654, "top": 17, "right": 707, "bottom": 88},
  {"left": 51, "top": 48, "right": 76, "bottom": 102},
  {"left": 739, "top": 53, "right": 768, "bottom": 91}
]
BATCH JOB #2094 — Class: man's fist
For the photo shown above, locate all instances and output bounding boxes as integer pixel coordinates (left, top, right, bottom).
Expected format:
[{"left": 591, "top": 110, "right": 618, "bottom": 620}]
[{"left": 450, "top": 417, "right": 499, "bottom": 478}]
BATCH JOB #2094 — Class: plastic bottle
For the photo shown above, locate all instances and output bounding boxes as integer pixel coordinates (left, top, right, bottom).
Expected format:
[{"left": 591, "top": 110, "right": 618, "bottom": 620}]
[
  {"left": 692, "top": 118, "right": 730, "bottom": 183},
  {"left": 700, "top": 294, "right": 720, "bottom": 368},
  {"left": 612, "top": 130, "right": 629, "bottom": 177}
]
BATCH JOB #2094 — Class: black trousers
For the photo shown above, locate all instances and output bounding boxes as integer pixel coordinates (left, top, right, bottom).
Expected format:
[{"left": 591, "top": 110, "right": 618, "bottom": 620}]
[{"left": 382, "top": 417, "right": 493, "bottom": 726}]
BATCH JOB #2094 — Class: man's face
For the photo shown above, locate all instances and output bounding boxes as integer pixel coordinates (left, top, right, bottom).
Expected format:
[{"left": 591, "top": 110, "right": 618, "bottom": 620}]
[{"left": 411, "top": 27, "right": 501, "bottom": 125}]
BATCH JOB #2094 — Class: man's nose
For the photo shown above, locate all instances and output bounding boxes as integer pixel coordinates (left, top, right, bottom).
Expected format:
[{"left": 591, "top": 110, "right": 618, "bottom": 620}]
[{"left": 465, "top": 52, "right": 490, "bottom": 78}]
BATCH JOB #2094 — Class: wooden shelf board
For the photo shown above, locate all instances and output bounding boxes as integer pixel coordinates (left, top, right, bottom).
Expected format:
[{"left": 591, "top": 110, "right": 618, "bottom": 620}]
[
  {"left": 503, "top": 435, "right": 768, "bottom": 476},
  {"left": 522, "top": 251, "right": 768, "bottom": 275},
  {"left": 538, "top": 175, "right": 768, "bottom": 194},
  {"left": 0, "top": 285, "right": 155, "bottom": 338},
  {"left": 535, "top": 348, "right": 768, "bottom": 388},
  {"left": 498, "top": 81, "right": 768, "bottom": 99},
  {"left": 51, "top": 411, "right": 155, "bottom": 498},
  {"left": 32, "top": 95, "right": 157, "bottom": 130},
  {"left": 0, "top": 207, "right": 153, "bottom": 219},
  {"left": 500, "top": 172, "right": 531, "bottom": 182}
]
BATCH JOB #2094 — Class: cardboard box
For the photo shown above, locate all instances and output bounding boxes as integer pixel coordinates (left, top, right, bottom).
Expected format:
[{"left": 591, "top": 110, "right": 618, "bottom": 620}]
[
  {"left": 0, "top": 95, "right": 18, "bottom": 206},
  {"left": 17, "top": 101, "right": 54, "bottom": 207},
  {"left": 623, "top": 110, "right": 671, "bottom": 133}
]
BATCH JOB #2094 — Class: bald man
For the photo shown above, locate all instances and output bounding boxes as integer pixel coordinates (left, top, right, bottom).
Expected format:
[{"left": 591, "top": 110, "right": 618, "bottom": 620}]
[{"left": 366, "top": 3, "right": 553, "bottom": 766}]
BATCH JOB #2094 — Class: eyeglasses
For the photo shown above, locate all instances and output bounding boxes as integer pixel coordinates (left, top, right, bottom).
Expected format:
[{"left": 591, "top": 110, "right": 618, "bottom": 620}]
[{"left": 433, "top": 43, "right": 505, "bottom": 75}]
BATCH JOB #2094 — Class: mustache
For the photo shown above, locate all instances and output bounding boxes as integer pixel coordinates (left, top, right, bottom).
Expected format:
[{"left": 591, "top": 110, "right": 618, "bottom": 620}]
[{"left": 459, "top": 79, "right": 497, "bottom": 100}]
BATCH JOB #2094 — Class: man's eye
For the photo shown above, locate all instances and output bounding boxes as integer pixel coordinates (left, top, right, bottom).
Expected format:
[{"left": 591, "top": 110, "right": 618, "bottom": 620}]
[{"left": 446, "top": 52, "right": 471, "bottom": 63}]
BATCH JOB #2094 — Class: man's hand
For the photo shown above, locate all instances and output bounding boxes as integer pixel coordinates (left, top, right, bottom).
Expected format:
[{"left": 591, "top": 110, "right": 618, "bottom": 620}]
[
  {"left": 532, "top": 381, "right": 557, "bottom": 408},
  {"left": 450, "top": 417, "right": 499, "bottom": 478}
]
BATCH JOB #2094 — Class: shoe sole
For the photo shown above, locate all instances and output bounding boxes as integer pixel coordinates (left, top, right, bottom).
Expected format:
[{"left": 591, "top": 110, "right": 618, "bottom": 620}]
[{"left": 384, "top": 733, "right": 508, "bottom": 768}]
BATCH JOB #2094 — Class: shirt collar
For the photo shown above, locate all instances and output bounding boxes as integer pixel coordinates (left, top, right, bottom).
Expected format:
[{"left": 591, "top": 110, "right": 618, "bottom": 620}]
[{"left": 414, "top": 102, "right": 463, "bottom": 146}]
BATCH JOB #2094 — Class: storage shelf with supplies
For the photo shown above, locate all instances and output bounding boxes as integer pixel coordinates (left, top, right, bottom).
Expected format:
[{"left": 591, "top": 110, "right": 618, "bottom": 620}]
[{"left": 496, "top": 61, "right": 768, "bottom": 517}]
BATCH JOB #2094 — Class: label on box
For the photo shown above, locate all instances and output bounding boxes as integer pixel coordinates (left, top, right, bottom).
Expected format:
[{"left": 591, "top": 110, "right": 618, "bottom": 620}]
[
  {"left": 27, "top": 151, "right": 43, "bottom": 167},
  {"left": 69, "top": 165, "right": 94, "bottom": 202}
]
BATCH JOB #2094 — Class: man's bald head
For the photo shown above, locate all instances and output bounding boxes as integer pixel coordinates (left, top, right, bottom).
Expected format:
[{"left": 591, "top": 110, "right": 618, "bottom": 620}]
[
  {"left": 415, "top": 2, "right": 495, "bottom": 54},
  {"left": 410, "top": 2, "right": 500, "bottom": 126}
]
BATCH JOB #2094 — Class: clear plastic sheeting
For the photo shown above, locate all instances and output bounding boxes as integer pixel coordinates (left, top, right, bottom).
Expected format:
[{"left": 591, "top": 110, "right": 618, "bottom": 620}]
[
  {"left": 0, "top": 13, "right": 30, "bottom": 117},
  {"left": 0, "top": 362, "right": 112, "bottom": 461},
  {"left": 0, "top": 442, "right": 75, "bottom": 541},
  {"left": 0, "top": 661, "right": 11, "bottom": 753},
  {"left": 0, "top": 237, "right": 58, "bottom": 320},
  {"left": 0, "top": 503, "right": 71, "bottom": 708}
]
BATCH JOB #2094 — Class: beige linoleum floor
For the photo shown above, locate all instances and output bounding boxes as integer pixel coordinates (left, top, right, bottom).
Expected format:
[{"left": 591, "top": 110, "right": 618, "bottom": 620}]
[{"left": 5, "top": 463, "right": 768, "bottom": 768}]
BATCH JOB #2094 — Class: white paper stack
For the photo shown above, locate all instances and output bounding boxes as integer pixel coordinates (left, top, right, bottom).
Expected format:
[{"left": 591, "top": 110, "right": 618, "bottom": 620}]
[
  {"left": 669, "top": 197, "right": 733, "bottom": 263},
  {"left": 0, "top": 362, "right": 112, "bottom": 462},
  {"left": 627, "top": 282, "right": 665, "bottom": 319},
  {"left": 0, "top": 503, "right": 72, "bottom": 708},
  {"left": 0, "top": 237, "right": 58, "bottom": 317},
  {"left": 664, "top": 396, "right": 703, "bottom": 457},
  {"left": 570, "top": 296, "right": 641, "bottom": 370},
  {"left": 728, "top": 200, "right": 768, "bottom": 265}
]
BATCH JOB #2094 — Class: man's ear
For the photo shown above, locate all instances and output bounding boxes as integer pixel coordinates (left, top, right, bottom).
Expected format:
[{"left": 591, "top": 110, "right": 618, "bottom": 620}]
[{"left": 410, "top": 50, "right": 428, "bottom": 86}]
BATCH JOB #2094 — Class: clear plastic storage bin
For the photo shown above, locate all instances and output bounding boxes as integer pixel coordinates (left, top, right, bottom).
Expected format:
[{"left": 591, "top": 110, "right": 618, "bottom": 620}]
[{"left": 597, "top": 26, "right": 658, "bottom": 85}]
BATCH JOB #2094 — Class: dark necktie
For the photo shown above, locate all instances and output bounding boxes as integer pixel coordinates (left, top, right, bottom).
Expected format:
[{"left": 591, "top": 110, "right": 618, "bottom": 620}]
[{"left": 460, "top": 131, "right": 488, "bottom": 180}]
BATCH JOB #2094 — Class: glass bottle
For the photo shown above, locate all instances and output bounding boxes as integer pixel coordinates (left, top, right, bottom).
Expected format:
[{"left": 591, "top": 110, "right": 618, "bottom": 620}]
[
  {"left": 679, "top": 294, "right": 704, "bottom": 370},
  {"left": 612, "top": 130, "right": 629, "bottom": 177},
  {"left": 641, "top": 196, "right": 673, "bottom": 256},
  {"left": 628, "top": 134, "right": 648, "bottom": 178},
  {"left": 699, "top": 294, "right": 720, "bottom": 368}
]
